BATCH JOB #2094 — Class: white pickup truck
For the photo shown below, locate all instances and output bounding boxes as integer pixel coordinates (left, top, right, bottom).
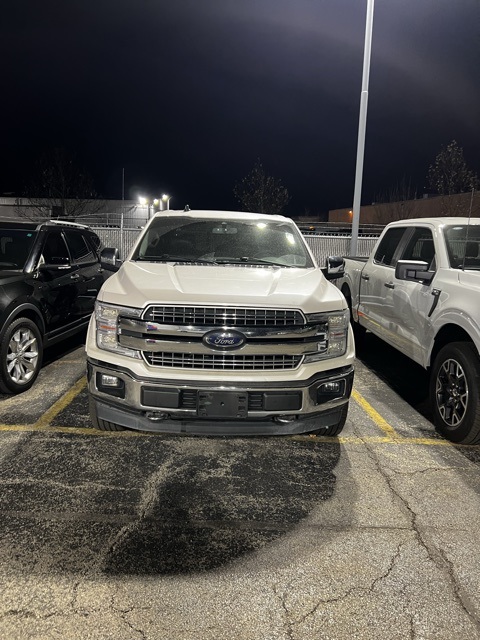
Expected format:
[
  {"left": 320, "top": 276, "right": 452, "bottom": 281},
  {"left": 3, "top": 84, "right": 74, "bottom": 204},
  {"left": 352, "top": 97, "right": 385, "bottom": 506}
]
[
  {"left": 338, "top": 217, "right": 480, "bottom": 444},
  {"left": 86, "top": 210, "right": 354, "bottom": 436}
]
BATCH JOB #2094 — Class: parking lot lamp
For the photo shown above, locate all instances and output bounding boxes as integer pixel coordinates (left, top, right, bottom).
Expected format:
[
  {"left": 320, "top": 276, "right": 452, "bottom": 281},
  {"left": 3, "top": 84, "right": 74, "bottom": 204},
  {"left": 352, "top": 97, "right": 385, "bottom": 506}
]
[{"left": 160, "top": 194, "right": 171, "bottom": 210}]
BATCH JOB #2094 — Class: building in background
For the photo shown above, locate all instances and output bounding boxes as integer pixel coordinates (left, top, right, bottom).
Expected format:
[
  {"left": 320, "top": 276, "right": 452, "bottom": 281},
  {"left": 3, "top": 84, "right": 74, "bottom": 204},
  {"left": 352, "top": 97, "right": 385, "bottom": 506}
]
[{"left": 329, "top": 192, "right": 480, "bottom": 226}]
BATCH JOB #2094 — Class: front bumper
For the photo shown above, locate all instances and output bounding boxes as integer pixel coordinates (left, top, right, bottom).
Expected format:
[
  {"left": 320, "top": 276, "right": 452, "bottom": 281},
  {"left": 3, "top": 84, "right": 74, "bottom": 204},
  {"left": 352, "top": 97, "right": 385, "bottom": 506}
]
[{"left": 87, "top": 359, "right": 354, "bottom": 435}]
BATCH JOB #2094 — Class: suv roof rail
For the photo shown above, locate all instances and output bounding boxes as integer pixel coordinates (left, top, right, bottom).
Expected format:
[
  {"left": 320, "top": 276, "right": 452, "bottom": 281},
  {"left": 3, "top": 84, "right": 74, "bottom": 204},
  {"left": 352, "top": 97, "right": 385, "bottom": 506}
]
[{"left": 47, "top": 219, "right": 89, "bottom": 229}]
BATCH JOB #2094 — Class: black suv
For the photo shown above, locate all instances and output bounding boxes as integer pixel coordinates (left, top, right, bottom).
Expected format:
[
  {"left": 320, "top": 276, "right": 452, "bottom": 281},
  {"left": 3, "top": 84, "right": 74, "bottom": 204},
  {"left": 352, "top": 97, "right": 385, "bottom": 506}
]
[{"left": 0, "top": 219, "right": 107, "bottom": 394}]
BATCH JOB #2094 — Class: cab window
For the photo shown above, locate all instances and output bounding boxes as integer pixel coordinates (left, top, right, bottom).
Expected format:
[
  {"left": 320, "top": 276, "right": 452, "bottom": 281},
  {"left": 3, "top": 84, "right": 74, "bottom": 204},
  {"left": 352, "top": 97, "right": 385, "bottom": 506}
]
[
  {"left": 400, "top": 228, "right": 436, "bottom": 270},
  {"left": 373, "top": 228, "right": 406, "bottom": 266}
]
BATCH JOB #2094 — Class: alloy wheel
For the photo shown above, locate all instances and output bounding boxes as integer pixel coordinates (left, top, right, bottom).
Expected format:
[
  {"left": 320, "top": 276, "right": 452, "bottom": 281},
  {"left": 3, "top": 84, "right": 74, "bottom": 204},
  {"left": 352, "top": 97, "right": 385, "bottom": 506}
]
[
  {"left": 7, "top": 327, "right": 39, "bottom": 385},
  {"left": 435, "top": 357, "right": 468, "bottom": 427}
]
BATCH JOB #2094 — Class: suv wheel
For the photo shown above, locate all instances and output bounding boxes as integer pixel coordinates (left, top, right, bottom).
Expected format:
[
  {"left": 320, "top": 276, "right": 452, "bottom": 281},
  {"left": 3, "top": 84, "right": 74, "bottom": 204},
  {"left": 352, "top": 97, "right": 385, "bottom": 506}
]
[{"left": 0, "top": 318, "right": 43, "bottom": 394}]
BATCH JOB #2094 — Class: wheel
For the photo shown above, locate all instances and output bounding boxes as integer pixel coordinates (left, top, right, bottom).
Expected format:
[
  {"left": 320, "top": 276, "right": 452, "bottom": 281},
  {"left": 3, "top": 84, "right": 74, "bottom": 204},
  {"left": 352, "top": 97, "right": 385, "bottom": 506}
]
[
  {"left": 0, "top": 317, "right": 43, "bottom": 394},
  {"left": 341, "top": 285, "right": 366, "bottom": 346},
  {"left": 312, "top": 404, "right": 348, "bottom": 437},
  {"left": 89, "top": 396, "right": 125, "bottom": 431},
  {"left": 429, "top": 342, "right": 480, "bottom": 444}
]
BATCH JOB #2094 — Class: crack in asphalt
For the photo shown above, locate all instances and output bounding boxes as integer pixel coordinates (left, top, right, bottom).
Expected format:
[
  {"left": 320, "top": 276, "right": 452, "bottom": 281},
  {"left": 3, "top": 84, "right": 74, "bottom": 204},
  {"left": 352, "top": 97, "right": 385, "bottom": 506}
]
[{"left": 359, "top": 435, "right": 480, "bottom": 635}]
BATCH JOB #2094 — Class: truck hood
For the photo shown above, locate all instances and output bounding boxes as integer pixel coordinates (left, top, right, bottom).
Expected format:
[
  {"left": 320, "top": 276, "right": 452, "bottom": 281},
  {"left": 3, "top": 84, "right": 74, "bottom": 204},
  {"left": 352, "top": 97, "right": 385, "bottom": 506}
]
[{"left": 99, "top": 262, "right": 346, "bottom": 314}]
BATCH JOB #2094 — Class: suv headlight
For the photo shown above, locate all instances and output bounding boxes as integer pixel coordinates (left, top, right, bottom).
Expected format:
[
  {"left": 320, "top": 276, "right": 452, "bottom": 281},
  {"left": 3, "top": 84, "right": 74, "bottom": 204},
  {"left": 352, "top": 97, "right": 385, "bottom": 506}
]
[
  {"left": 95, "top": 302, "right": 143, "bottom": 359},
  {"left": 304, "top": 310, "right": 350, "bottom": 363}
]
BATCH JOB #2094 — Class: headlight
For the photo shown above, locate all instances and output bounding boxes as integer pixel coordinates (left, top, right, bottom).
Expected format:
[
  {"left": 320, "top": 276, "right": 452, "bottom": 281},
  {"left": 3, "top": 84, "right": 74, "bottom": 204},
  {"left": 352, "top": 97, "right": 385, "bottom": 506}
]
[
  {"left": 304, "top": 310, "right": 350, "bottom": 363},
  {"left": 95, "top": 302, "right": 143, "bottom": 359}
]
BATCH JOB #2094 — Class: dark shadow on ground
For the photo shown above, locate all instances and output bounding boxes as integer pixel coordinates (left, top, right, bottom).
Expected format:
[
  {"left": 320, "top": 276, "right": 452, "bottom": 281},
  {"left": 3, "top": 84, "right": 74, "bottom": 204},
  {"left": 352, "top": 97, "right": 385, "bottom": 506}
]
[
  {"left": 0, "top": 433, "right": 342, "bottom": 576},
  {"left": 102, "top": 438, "right": 341, "bottom": 575},
  {"left": 355, "top": 331, "right": 432, "bottom": 422}
]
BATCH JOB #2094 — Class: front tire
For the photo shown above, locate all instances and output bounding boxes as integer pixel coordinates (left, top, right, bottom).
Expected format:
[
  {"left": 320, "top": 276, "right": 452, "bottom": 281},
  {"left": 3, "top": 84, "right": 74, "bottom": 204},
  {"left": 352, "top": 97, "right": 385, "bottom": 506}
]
[
  {"left": 89, "top": 396, "right": 125, "bottom": 431},
  {"left": 430, "top": 342, "right": 480, "bottom": 444},
  {"left": 0, "top": 317, "right": 43, "bottom": 394},
  {"left": 312, "top": 404, "right": 348, "bottom": 437}
]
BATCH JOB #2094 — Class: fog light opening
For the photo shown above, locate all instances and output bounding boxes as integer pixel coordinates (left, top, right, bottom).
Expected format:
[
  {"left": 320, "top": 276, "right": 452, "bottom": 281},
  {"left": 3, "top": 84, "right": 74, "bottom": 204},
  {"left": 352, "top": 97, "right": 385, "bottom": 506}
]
[
  {"left": 101, "top": 374, "right": 121, "bottom": 387},
  {"left": 316, "top": 380, "right": 345, "bottom": 404},
  {"left": 274, "top": 414, "right": 297, "bottom": 425},
  {"left": 96, "top": 372, "right": 125, "bottom": 398}
]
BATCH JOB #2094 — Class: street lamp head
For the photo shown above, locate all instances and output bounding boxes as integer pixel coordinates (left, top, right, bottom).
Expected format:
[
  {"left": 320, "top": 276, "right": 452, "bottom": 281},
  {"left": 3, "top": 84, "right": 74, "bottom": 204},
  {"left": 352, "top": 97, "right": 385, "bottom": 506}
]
[
  {"left": 138, "top": 196, "right": 147, "bottom": 206},
  {"left": 160, "top": 193, "right": 172, "bottom": 210}
]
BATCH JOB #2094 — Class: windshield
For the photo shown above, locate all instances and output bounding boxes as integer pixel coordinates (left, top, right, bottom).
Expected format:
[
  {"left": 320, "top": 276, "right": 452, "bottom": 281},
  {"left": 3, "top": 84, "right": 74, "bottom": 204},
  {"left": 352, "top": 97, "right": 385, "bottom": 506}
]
[
  {"left": 444, "top": 225, "right": 480, "bottom": 270},
  {"left": 0, "top": 230, "right": 36, "bottom": 270},
  {"left": 132, "top": 216, "right": 314, "bottom": 268}
]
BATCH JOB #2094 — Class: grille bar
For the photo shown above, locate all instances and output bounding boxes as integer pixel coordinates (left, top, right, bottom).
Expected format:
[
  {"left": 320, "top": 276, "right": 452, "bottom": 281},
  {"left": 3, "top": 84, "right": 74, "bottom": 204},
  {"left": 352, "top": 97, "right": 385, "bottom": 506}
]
[
  {"left": 143, "top": 306, "right": 305, "bottom": 327},
  {"left": 144, "top": 352, "right": 302, "bottom": 370}
]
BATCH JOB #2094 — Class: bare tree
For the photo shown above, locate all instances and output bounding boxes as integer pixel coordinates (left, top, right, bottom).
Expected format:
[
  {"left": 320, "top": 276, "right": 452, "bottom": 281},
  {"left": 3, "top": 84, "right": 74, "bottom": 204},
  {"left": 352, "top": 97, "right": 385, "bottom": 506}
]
[
  {"left": 18, "top": 148, "right": 105, "bottom": 220},
  {"left": 234, "top": 159, "right": 291, "bottom": 214}
]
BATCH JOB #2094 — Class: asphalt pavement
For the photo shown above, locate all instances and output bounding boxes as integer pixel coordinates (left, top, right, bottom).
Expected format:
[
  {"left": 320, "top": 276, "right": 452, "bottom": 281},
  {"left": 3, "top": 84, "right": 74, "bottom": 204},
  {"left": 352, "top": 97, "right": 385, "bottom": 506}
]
[{"left": 1, "top": 337, "right": 480, "bottom": 640}]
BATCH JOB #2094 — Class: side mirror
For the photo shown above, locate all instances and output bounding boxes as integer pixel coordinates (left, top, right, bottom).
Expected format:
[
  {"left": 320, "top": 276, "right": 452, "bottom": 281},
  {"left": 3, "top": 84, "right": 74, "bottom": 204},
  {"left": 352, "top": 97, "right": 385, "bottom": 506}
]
[
  {"left": 323, "top": 255, "right": 345, "bottom": 280},
  {"left": 101, "top": 247, "right": 122, "bottom": 272},
  {"left": 395, "top": 260, "right": 434, "bottom": 284}
]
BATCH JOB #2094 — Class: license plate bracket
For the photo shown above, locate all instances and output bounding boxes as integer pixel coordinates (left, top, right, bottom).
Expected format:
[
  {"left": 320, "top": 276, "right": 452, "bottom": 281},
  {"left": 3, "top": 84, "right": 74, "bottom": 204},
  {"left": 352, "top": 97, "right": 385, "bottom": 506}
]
[{"left": 197, "top": 391, "right": 248, "bottom": 418}]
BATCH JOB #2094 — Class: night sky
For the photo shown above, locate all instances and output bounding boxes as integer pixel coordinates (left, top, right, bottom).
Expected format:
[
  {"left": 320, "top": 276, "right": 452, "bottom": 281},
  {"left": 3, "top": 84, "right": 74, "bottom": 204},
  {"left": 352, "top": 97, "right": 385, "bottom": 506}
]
[{"left": 2, "top": 0, "right": 480, "bottom": 217}]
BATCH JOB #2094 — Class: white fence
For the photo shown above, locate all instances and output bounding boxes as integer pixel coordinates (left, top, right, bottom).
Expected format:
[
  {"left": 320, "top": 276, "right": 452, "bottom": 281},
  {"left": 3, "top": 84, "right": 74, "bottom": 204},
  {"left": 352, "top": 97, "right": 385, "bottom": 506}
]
[{"left": 92, "top": 226, "right": 379, "bottom": 265}]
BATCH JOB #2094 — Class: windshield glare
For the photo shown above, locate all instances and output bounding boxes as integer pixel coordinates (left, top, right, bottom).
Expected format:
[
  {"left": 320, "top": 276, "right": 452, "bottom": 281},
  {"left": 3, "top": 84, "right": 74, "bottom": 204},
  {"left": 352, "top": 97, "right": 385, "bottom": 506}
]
[
  {"left": 0, "top": 230, "right": 36, "bottom": 270},
  {"left": 444, "top": 225, "right": 480, "bottom": 270},
  {"left": 133, "top": 217, "right": 314, "bottom": 268}
]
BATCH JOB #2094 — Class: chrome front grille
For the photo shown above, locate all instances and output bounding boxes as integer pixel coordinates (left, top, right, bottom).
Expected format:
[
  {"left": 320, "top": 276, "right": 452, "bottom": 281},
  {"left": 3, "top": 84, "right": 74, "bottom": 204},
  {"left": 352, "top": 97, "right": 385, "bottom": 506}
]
[
  {"left": 143, "top": 306, "right": 305, "bottom": 327},
  {"left": 143, "top": 352, "right": 303, "bottom": 370}
]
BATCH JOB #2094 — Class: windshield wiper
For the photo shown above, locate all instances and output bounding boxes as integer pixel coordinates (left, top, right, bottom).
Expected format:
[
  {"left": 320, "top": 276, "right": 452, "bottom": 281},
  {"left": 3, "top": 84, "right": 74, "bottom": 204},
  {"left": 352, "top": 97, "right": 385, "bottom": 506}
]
[
  {"left": 136, "top": 255, "right": 220, "bottom": 264},
  {"left": 236, "top": 257, "right": 295, "bottom": 268}
]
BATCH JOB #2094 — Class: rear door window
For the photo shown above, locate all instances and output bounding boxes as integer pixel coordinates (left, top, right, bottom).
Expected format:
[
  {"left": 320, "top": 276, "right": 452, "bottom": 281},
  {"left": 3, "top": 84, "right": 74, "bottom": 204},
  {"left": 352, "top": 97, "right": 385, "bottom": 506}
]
[{"left": 64, "top": 230, "right": 96, "bottom": 265}]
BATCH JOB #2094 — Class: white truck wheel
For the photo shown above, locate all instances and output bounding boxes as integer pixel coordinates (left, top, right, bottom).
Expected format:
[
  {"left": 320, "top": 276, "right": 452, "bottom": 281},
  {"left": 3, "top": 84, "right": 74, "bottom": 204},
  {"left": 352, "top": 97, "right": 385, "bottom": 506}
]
[{"left": 430, "top": 342, "right": 480, "bottom": 444}]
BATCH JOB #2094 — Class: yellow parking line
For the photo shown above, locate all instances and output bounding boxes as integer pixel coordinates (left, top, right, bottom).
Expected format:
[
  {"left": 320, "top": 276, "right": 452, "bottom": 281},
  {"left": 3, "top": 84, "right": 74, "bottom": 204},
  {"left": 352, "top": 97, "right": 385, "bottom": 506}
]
[
  {"left": 352, "top": 389, "right": 401, "bottom": 439},
  {"left": 33, "top": 376, "right": 87, "bottom": 429}
]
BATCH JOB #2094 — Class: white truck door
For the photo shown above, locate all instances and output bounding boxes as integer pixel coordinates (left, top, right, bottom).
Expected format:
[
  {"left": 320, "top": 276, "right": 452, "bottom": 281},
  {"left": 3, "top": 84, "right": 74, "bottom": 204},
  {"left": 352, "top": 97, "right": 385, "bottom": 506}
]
[
  {"left": 358, "top": 226, "right": 408, "bottom": 347},
  {"left": 389, "top": 226, "right": 437, "bottom": 365}
]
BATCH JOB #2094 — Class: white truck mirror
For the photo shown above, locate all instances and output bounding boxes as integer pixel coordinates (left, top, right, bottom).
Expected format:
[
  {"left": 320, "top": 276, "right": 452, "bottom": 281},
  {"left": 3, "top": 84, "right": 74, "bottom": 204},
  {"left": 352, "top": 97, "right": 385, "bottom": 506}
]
[{"left": 395, "top": 260, "right": 434, "bottom": 283}]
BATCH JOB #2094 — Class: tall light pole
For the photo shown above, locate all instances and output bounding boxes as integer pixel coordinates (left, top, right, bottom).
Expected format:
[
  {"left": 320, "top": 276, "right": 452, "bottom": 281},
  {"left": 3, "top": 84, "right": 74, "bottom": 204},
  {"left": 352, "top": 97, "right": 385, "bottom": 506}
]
[{"left": 350, "top": 0, "right": 375, "bottom": 256}]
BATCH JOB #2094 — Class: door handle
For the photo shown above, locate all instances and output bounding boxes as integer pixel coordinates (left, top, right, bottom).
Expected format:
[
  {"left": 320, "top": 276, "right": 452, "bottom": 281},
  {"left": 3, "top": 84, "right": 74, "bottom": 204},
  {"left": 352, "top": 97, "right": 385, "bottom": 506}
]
[
  {"left": 384, "top": 282, "right": 395, "bottom": 289},
  {"left": 361, "top": 274, "right": 370, "bottom": 281},
  {"left": 70, "top": 273, "right": 81, "bottom": 280}
]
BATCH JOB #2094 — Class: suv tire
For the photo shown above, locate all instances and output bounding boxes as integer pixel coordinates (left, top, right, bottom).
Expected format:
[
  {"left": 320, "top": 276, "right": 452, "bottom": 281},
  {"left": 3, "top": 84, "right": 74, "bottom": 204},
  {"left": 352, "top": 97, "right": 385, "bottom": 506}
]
[{"left": 0, "top": 317, "right": 43, "bottom": 394}]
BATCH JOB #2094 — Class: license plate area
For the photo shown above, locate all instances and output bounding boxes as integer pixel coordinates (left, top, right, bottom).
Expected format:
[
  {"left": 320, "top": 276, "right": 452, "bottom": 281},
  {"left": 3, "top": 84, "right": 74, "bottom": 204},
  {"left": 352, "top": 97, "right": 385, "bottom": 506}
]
[{"left": 197, "top": 391, "right": 248, "bottom": 418}]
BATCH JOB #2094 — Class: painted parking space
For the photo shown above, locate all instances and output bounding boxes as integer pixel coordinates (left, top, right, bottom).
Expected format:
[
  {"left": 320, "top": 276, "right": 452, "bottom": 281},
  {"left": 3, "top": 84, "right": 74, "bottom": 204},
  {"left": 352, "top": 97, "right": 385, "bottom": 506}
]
[{"left": 0, "top": 351, "right": 476, "bottom": 447}]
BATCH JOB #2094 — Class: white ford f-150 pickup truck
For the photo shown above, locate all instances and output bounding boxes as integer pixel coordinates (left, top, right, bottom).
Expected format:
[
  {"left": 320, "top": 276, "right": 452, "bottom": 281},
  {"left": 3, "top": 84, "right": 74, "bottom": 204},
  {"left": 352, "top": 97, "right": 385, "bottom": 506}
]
[
  {"left": 86, "top": 210, "right": 354, "bottom": 436},
  {"left": 337, "top": 216, "right": 480, "bottom": 444}
]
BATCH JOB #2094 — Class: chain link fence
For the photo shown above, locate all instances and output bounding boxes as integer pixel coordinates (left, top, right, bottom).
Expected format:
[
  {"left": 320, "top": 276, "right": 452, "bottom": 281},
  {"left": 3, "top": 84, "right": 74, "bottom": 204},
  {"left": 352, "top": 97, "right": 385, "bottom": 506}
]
[{"left": 92, "top": 226, "right": 379, "bottom": 265}]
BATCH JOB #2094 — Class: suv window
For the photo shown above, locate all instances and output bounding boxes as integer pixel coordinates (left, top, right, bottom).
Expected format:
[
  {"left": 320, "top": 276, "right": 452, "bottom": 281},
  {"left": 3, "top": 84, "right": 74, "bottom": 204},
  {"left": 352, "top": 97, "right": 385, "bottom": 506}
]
[
  {"left": 64, "top": 230, "right": 96, "bottom": 265},
  {"left": 374, "top": 228, "right": 406, "bottom": 266},
  {"left": 0, "top": 230, "right": 35, "bottom": 269},
  {"left": 42, "top": 231, "right": 70, "bottom": 264},
  {"left": 400, "top": 228, "right": 436, "bottom": 269}
]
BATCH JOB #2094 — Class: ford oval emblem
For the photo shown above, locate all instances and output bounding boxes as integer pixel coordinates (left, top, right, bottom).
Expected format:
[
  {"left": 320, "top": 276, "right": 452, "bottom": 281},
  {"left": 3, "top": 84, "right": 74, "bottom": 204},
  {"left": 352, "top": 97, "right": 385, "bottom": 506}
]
[{"left": 203, "top": 329, "right": 246, "bottom": 350}]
